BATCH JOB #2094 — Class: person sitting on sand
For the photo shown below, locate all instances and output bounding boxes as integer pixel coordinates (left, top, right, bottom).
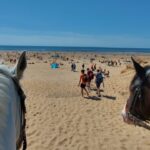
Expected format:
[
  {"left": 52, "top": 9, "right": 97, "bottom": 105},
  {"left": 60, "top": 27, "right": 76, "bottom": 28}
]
[
  {"left": 78, "top": 70, "right": 89, "bottom": 97},
  {"left": 95, "top": 69, "right": 104, "bottom": 97}
]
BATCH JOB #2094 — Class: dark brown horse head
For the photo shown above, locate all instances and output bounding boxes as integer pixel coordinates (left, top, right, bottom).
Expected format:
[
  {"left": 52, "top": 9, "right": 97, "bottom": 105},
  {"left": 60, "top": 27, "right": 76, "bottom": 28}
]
[{"left": 122, "top": 57, "right": 150, "bottom": 125}]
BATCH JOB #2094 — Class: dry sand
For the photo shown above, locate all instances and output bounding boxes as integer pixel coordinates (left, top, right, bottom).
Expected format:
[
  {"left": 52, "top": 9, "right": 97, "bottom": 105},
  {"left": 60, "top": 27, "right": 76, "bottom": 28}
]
[{"left": 3, "top": 51, "right": 150, "bottom": 150}]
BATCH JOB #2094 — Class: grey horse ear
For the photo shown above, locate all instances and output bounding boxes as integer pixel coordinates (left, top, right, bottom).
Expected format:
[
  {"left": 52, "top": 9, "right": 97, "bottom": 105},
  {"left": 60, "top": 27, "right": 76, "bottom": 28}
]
[
  {"left": 131, "top": 56, "right": 145, "bottom": 79},
  {"left": 15, "top": 51, "right": 27, "bottom": 80}
]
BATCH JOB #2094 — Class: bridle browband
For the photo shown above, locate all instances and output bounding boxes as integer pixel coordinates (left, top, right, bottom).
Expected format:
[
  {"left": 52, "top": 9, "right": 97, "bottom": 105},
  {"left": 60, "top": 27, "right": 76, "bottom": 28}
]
[{"left": 0, "top": 70, "right": 27, "bottom": 150}]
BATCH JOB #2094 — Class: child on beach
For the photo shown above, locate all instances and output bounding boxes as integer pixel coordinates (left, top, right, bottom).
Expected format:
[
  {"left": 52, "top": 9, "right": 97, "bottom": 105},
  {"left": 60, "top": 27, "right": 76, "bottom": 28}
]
[
  {"left": 82, "top": 64, "right": 85, "bottom": 70},
  {"left": 78, "top": 70, "right": 89, "bottom": 97}
]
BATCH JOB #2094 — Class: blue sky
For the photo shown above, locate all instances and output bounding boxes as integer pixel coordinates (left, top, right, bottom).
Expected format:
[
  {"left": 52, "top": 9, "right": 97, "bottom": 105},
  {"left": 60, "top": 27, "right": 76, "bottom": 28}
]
[{"left": 0, "top": 0, "right": 150, "bottom": 47}]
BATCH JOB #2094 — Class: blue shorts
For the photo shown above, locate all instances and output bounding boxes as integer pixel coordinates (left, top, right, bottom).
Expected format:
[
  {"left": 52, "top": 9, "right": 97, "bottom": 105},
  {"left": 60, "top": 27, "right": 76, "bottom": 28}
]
[{"left": 96, "top": 81, "right": 101, "bottom": 88}]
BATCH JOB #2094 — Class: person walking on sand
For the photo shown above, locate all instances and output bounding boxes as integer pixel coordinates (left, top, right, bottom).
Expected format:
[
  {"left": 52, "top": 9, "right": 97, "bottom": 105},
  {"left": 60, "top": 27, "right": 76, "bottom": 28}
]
[
  {"left": 78, "top": 70, "right": 89, "bottom": 97},
  {"left": 82, "top": 63, "right": 85, "bottom": 70},
  {"left": 71, "top": 63, "right": 74, "bottom": 71},
  {"left": 94, "top": 64, "right": 96, "bottom": 71},
  {"left": 87, "top": 68, "right": 94, "bottom": 91},
  {"left": 95, "top": 69, "right": 104, "bottom": 97},
  {"left": 73, "top": 63, "right": 76, "bottom": 71},
  {"left": 71, "top": 63, "right": 76, "bottom": 72}
]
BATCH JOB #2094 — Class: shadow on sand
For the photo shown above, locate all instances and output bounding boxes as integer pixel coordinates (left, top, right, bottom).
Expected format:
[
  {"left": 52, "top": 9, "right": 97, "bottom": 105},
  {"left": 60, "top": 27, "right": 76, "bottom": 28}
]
[
  {"left": 72, "top": 70, "right": 79, "bottom": 72},
  {"left": 85, "top": 95, "right": 116, "bottom": 101},
  {"left": 102, "top": 95, "right": 116, "bottom": 100},
  {"left": 91, "top": 88, "right": 104, "bottom": 92},
  {"left": 85, "top": 96, "right": 101, "bottom": 101}
]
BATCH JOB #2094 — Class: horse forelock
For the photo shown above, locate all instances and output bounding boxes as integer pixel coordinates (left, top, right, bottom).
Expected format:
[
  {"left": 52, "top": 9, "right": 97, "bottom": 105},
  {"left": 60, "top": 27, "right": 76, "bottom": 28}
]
[{"left": 130, "top": 76, "right": 141, "bottom": 90}]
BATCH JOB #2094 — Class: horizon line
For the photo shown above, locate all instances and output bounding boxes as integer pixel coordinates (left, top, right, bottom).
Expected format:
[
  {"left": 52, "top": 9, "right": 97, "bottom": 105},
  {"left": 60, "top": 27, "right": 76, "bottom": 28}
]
[{"left": 0, "top": 45, "right": 150, "bottom": 50}]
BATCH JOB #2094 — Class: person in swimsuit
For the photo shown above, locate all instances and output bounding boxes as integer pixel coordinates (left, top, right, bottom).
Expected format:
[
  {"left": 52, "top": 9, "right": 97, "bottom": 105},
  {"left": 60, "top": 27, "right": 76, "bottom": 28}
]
[{"left": 78, "top": 70, "right": 89, "bottom": 97}]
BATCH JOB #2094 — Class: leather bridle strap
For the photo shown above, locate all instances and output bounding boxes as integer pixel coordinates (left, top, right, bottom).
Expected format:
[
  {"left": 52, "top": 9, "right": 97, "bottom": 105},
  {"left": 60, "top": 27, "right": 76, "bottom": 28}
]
[
  {"left": 12, "top": 77, "right": 27, "bottom": 150},
  {"left": 129, "top": 86, "right": 141, "bottom": 115}
]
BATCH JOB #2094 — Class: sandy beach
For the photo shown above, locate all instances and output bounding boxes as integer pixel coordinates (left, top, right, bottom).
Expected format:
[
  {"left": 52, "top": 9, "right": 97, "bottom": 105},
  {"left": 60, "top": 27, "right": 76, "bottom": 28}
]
[{"left": 2, "top": 51, "right": 150, "bottom": 150}]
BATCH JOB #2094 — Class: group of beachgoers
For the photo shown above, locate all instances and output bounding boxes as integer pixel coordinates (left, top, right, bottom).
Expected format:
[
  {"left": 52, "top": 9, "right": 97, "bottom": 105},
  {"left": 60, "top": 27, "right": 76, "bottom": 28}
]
[
  {"left": 100, "top": 59, "right": 121, "bottom": 66},
  {"left": 78, "top": 65, "right": 106, "bottom": 98}
]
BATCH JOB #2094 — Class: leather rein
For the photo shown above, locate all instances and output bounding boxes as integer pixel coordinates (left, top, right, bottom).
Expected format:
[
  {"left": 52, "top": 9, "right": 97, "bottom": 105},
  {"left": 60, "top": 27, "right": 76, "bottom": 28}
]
[
  {"left": 13, "top": 77, "right": 27, "bottom": 150},
  {"left": 129, "top": 86, "right": 142, "bottom": 118}
]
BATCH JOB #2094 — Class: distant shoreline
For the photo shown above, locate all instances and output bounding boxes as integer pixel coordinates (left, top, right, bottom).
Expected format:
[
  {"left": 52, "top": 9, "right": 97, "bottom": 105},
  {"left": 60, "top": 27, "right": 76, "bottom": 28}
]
[{"left": 0, "top": 45, "right": 150, "bottom": 55}]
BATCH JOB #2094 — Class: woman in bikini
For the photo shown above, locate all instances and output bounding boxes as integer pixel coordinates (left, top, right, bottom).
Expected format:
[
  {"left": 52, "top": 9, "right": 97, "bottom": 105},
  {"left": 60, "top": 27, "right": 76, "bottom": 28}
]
[{"left": 78, "top": 70, "right": 89, "bottom": 97}]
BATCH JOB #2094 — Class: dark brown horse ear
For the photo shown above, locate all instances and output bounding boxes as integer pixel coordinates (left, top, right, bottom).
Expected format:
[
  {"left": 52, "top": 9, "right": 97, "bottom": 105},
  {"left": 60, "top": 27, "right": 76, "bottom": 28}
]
[{"left": 131, "top": 56, "right": 145, "bottom": 79}]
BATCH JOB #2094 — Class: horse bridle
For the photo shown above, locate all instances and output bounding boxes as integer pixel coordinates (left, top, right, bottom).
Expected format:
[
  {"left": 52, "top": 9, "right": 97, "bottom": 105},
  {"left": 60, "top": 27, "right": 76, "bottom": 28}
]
[
  {"left": 129, "top": 75, "right": 150, "bottom": 121},
  {"left": 129, "top": 86, "right": 143, "bottom": 119},
  {"left": 0, "top": 70, "right": 27, "bottom": 150},
  {"left": 125, "top": 75, "right": 150, "bottom": 130}
]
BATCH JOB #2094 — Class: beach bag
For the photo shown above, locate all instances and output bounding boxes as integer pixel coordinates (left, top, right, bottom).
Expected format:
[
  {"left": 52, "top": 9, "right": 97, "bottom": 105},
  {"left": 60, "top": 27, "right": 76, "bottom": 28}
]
[
  {"left": 96, "top": 73, "right": 103, "bottom": 83},
  {"left": 83, "top": 74, "right": 88, "bottom": 82}
]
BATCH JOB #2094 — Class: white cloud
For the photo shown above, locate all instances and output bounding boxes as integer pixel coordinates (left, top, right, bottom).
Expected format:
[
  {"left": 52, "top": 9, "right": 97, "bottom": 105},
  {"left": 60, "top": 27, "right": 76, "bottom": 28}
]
[{"left": 0, "top": 28, "right": 150, "bottom": 48}]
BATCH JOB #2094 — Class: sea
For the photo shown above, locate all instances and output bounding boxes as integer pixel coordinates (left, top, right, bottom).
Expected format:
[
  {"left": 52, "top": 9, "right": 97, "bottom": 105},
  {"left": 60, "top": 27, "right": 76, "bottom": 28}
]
[{"left": 0, "top": 45, "right": 150, "bottom": 54}]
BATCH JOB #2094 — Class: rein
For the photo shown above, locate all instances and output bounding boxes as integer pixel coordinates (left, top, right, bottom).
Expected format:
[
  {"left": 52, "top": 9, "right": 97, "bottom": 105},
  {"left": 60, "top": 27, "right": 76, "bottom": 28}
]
[
  {"left": 13, "top": 77, "right": 27, "bottom": 150},
  {"left": 129, "top": 86, "right": 142, "bottom": 118},
  {"left": 0, "top": 70, "right": 27, "bottom": 150}
]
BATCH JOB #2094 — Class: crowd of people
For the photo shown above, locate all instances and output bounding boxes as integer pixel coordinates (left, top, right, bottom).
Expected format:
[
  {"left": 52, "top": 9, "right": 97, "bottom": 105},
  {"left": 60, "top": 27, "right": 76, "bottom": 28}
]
[
  {"left": 78, "top": 66, "right": 106, "bottom": 98},
  {"left": 100, "top": 59, "right": 121, "bottom": 66},
  {"left": 70, "top": 62, "right": 109, "bottom": 98}
]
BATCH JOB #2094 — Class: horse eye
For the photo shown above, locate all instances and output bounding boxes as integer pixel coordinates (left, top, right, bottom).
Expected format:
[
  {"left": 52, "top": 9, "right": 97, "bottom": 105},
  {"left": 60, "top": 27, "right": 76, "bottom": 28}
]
[
  {"left": 130, "top": 85, "right": 136, "bottom": 92},
  {"left": 130, "top": 84, "right": 140, "bottom": 92}
]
